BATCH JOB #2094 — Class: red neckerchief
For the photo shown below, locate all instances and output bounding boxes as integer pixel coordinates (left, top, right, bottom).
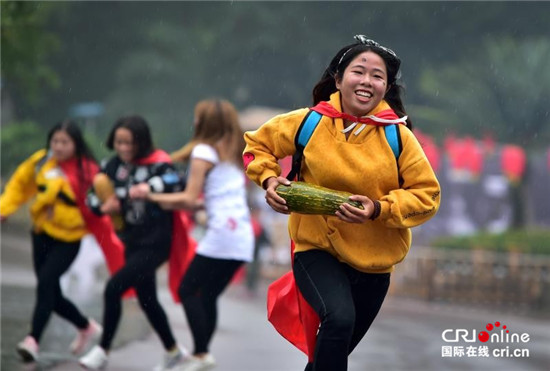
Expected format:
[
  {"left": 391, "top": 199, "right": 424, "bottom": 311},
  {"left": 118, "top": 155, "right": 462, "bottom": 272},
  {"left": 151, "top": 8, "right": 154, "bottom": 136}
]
[
  {"left": 311, "top": 101, "right": 402, "bottom": 126},
  {"left": 133, "top": 149, "right": 197, "bottom": 303}
]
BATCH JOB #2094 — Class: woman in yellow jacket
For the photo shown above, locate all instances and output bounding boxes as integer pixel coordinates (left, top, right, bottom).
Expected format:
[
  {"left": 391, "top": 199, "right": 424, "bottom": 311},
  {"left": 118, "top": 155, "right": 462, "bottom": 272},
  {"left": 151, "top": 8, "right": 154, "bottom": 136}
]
[
  {"left": 243, "top": 35, "right": 441, "bottom": 371},
  {"left": 0, "top": 121, "right": 122, "bottom": 363}
]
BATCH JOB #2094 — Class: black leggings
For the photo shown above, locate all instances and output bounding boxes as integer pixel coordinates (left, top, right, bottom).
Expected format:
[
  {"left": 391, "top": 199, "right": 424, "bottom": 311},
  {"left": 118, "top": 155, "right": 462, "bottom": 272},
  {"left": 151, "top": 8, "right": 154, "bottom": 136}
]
[
  {"left": 30, "top": 232, "right": 89, "bottom": 341},
  {"left": 100, "top": 244, "right": 176, "bottom": 351},
  {"left": 293, "top": 250, "right": 390, "bottom": 371},
  {"left": 179, "top": 254, "right": 243, "bottom": 354}
]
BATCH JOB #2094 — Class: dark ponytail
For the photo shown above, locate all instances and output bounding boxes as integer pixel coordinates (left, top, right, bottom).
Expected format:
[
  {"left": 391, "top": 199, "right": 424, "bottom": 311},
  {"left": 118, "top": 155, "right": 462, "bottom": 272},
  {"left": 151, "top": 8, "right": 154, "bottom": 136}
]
[{"left": 385, "top": 84, "right": 412, "bottom": 130}]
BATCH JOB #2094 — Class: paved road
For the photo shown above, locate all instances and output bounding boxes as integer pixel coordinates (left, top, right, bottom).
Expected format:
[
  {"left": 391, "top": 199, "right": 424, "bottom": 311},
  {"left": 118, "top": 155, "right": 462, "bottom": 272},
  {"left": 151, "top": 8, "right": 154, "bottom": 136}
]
[{"left": 2, "top": 228, "right": 549, "bottom": 371}]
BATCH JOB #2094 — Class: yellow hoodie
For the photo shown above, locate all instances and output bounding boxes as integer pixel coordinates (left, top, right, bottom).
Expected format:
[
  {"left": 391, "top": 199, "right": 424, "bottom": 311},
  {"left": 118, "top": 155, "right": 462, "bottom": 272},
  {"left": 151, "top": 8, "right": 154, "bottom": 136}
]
[
  {"left": 244, "top": 92, "right": 440, "bottom": 273},
  {"left": 0, "top": 149, "right": 87, "bottom": 242}
]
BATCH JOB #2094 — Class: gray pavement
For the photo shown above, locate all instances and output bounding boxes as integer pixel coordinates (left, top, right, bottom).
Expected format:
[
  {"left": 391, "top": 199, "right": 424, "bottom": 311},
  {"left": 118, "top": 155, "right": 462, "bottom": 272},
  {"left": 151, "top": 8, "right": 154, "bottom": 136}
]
[{"left": 2, "top": 227, "right": 550, "bottom": 371}]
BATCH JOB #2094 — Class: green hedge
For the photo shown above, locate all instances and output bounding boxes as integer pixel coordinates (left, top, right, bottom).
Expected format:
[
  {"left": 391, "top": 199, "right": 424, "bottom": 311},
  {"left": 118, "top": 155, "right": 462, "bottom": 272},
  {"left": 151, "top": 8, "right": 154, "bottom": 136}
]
[{"left": 430, "top": 229, "right": 550, "bottom": 255}]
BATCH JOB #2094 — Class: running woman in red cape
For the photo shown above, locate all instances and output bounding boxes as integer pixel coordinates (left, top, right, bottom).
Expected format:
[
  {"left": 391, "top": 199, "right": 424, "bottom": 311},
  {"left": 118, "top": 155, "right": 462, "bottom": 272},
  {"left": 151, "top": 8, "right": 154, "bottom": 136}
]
[
  {"left": 79, "top": 115, "right": 195, "bottom": 371},
  {"left": 0, "top": 120, "right": 124, "bottom": 363},
  {"left": 243, "top": 35, "right": 441, "bottom": 371}
]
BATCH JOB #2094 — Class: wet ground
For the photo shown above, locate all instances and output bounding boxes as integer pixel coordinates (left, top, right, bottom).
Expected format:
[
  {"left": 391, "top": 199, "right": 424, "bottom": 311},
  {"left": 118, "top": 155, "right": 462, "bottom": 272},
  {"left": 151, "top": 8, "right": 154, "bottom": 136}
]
[{"left": 2, "top": 226, "right": 549, "bottom": 371}]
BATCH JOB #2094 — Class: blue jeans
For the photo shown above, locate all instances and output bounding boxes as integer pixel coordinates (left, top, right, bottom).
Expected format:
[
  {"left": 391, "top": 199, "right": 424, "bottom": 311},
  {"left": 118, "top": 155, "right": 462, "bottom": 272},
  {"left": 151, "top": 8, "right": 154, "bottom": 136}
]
[{"left": 293, "top": 250, "right": 390, "bottom": 371}]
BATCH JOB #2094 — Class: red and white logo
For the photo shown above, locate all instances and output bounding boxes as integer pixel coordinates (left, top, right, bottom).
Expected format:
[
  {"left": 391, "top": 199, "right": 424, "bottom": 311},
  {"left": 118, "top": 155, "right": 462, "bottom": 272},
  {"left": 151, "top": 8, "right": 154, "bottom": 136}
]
[{"left": 441, "top": 321, "right": 531, "bottom": 358}]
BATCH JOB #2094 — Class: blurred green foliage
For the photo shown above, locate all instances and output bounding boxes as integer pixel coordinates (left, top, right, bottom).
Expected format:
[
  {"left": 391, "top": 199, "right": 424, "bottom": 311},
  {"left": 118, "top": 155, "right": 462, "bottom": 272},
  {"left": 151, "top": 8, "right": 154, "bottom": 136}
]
[
  {"left": 1, "top": 1, "right": 64, "bottom": 105},
  {"left": 418, "top": 37, "right": 550, "bottom": 145},
  {"left": 431, "top": 229, "right": 550, "bottom": 255},
  {"left": 0, "top": 121, "right": 46, "bottom": 178},
  {"left": 2, "top": 1, "right": 550, "bottom": 177}
]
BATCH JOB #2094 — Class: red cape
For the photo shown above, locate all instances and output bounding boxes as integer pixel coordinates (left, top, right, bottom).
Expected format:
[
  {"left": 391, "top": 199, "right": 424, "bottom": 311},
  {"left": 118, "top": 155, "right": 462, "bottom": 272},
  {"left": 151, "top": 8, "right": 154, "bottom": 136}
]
[
  {"left": 58, "top": 158, "right": 126, "bottom": 275},
  {"left": 135, "top": 150, "right": 197, "bottom": 302},
  {"left": 267, "top": 241, "right": 319, "bottom": 362},
  {"left": 59, "top": 157, "right": 133, "bottom": 297}
]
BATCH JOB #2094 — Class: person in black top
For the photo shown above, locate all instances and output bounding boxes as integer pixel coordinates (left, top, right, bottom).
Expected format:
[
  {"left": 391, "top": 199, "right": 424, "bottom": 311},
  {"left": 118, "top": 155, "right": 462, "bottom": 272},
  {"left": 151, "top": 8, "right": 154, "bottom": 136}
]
[{"left": 80, "top": 115, "right": 189, "bottom": 371}]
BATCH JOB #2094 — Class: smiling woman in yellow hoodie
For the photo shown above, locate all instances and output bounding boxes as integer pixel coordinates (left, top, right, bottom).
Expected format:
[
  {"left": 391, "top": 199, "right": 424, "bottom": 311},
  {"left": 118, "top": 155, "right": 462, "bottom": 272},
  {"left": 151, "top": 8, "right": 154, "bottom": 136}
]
[{"left": 243, "top": 35, "right": 440, "bottom": 371}]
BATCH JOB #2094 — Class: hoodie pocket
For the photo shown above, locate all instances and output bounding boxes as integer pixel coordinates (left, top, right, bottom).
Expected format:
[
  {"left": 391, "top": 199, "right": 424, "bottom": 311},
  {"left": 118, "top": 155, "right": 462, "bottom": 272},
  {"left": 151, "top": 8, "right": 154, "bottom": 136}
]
[
  {"left": 289, "top": 214, "right": 330, "bottom": 248},
  {"left": 326, "top": 221, "right": 410, "bottom": 271}
]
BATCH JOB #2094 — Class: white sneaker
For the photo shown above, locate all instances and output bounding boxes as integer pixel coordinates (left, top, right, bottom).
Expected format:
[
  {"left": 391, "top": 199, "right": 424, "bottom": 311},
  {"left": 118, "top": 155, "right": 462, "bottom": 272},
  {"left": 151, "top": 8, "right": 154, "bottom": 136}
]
[
  {"left": 79, "top": 345, "right": 108, "bottom": 370},
  {"left": 16, "top": 335, "right": 39, "bottom": 363},
  {"left": 177, "top": 353, "right": 216, "bottom": 371},
  {"left": 153, "top": 345, "right": 190, "bottom": 371},
  {"left": 71, "top": 318, "right": 103, "bottom": 354}
]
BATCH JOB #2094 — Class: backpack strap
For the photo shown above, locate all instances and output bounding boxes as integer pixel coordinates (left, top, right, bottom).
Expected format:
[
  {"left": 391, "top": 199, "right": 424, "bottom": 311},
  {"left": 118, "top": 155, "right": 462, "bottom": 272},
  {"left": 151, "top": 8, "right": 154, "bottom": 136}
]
[
  {"left": 286, "top": 112, "right": 402, "bottom": 181},
  {"left": 384, "top": 124, "right": 403, "bottom": 159},
  {"left": 286, "top": 110, "right": 323, "bottom": 180},
  {"left": 385, "top": 124, "right": 404, "bottom": 186}
]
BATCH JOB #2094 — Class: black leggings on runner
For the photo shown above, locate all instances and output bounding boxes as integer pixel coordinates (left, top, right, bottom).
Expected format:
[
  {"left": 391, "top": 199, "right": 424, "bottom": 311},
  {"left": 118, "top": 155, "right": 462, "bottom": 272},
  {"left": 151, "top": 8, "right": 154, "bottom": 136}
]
[
  {"left": 100, "top": 244, "right": 176, "bottom": 351},
  {"left": 30, "top": 232, "right": 89, "bottom": 341},
  {"left": 293, "top": 249, "right": 390, "bottom": 371},
  {"left": 179, "top": 254, "right": 243, "bottom": 354}
]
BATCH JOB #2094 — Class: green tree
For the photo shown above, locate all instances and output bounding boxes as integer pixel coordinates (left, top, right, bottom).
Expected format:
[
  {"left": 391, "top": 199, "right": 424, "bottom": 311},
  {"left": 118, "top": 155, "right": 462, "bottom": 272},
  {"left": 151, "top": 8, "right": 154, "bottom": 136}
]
[
  {"left": 6, "top": 1, "right": 549, "bottom": 151},
  {"left": 417, "top": 37, "right": 550, "bottom": 148},
  {"left": 1, "top": 1, "right": 64, "bottom": 107}
]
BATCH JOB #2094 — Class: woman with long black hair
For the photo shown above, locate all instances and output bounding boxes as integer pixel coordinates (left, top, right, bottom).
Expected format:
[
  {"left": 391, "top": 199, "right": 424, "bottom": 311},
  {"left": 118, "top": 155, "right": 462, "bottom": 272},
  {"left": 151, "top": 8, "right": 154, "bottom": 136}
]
[
  {"left": 1, "top": 120, "right": 126, "bottom": 363},
  {"left": 243, "top": 35, "right": 441, "bottom": 371}
]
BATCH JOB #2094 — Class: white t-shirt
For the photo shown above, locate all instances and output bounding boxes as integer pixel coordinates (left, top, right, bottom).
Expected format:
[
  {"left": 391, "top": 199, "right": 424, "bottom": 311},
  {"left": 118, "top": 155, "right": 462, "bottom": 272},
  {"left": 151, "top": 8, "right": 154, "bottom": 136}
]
[{"left": 191, "top": 143, "right": 254, "bottom": 262}]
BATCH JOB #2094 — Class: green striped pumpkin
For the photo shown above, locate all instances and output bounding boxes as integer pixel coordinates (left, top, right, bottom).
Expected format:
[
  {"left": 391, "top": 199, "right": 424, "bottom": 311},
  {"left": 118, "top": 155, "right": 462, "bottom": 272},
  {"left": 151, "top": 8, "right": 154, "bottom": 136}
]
[{"left": 275, "top": 181, "right": 364, "bottom": 215}]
